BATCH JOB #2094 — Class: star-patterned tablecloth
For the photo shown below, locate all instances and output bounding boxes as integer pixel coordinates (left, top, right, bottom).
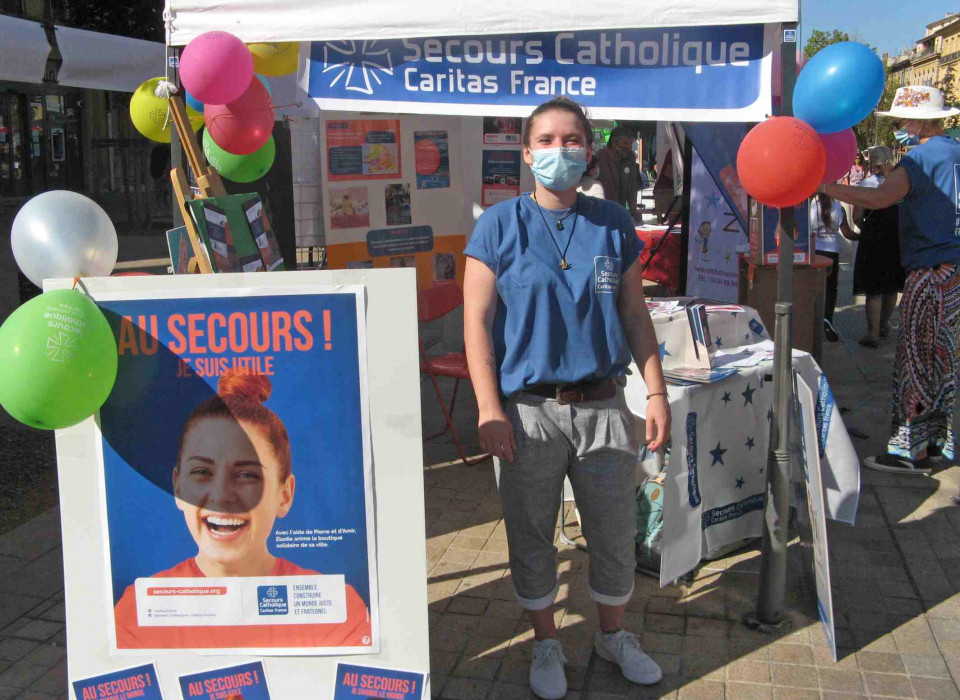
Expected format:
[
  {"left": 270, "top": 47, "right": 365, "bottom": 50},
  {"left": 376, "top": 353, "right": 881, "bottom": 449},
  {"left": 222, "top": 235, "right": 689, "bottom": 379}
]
[{"left": 627, "top": 307, "right": 860, "bottom": 586}]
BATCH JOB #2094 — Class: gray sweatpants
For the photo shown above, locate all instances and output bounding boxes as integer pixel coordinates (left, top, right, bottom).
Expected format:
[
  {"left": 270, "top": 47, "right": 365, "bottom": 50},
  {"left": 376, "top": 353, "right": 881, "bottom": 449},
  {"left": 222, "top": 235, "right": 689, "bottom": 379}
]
[{"left": 496, "top": 388, "right": 639, "bottom": 610}]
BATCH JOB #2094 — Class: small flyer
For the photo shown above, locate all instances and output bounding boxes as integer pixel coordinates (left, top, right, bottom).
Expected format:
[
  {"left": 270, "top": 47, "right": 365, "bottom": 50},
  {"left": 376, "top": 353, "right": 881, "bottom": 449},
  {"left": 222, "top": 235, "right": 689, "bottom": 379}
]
[
  {"left": 326, "top": 120, "right": 401, "bottom": 181},
  {"left": 481, "top": 150, "right": 521, "bottom": 207},
  {"left": 482, "top": 117, "right": 522, "bottom": 145},
  {"left": 332, "top": 663, "right": 425, "bottom": 700},
  {"left": 413, "top": 131, "right": 450, "bottom": 190},
  {"left": 165, "top": 226, "right": 192, "bottom": 275},
  {"left": 384, "top": 184, "right": 412, "bottom": 226},
  {"left": 433, "top": 253, "right": 456, "bottom": 282},
  {"left": 243, "top": 195, "right": 285, "bottom": 271},
  {"left": 330, "top": 187, "right": 371, "bottom": 230},
  {"left": 73, "top": 663, "right": 163, "bottom": 700},
  {"left": 202, "top": 202, "right": 242, "bottom": 273},
  {"left": 179, "top": 662, "right": 271, "bottom": 700}
]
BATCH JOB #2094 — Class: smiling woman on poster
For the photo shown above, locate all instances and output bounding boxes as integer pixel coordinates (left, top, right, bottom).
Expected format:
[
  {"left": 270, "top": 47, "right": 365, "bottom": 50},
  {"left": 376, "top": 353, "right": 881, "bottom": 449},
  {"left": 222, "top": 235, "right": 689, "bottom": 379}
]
[{"left": 113, "top": 369, "right": 371, "bottom": 649}]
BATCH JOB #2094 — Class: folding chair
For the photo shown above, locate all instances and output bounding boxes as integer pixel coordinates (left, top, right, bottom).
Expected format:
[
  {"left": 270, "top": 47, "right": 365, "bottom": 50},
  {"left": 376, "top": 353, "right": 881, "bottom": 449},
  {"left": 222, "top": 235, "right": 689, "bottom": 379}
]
[{"left": 418, "top": 283, "right": 490, "bottom": 466}]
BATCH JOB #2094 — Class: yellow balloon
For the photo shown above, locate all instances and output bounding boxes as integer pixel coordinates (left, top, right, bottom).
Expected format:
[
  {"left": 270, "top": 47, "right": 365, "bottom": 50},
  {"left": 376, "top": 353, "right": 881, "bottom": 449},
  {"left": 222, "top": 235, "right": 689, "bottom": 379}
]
[
  {"left": 129, "top": 77, "right": 203, "bottom": 144},
  {"left": 248, "top": 42, "right": 299, "bottom": 77}
]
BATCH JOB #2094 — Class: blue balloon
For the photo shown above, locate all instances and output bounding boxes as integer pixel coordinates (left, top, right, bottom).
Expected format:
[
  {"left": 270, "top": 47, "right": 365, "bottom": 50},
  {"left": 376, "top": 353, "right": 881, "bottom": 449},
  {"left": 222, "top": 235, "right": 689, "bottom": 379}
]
[
  {"left": 256, "top": 74, "right": 273, "bottom": 97},
  {"left": 794, "top": 42, "right": 885, "bottom": 134},
  {"left": 184, "top": 90, "right": 204, "bottom": 113}
]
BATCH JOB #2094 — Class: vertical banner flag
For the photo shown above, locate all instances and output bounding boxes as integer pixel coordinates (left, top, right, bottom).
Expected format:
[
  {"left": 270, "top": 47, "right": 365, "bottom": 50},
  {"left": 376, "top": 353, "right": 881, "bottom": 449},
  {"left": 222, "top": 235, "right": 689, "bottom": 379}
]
[
  {"left": 307, "top": 26, "right": 771, "bottom": 120},
  {"left": 95, "top": 286, "right": 378, "bottom": 655},
  {"left": 686, "top": 146, "right": 747, "bottom": 302}
]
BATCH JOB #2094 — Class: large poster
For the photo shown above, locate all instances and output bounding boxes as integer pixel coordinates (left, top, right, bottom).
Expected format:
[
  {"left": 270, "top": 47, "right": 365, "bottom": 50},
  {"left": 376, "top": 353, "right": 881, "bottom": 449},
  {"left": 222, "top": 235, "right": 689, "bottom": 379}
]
[
  {"left": 326, "top": 120, "right": 401, "bottom": 181},
  {"left": 686, "top": 145, "right": 747, "bottom": 302},
  {"left": 95, "top": 287, "right": 378, "bottom": 655}
]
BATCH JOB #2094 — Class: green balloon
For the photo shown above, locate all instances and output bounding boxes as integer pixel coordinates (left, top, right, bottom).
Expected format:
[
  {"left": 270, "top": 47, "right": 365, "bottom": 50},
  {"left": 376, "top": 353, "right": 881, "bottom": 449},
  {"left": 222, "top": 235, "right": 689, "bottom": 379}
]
[
  {"left": 203, "top": 129, "right": 276, "bottom": 183},
  {"left": 0, "top": 289, "right": 118, "bottom": 430}
]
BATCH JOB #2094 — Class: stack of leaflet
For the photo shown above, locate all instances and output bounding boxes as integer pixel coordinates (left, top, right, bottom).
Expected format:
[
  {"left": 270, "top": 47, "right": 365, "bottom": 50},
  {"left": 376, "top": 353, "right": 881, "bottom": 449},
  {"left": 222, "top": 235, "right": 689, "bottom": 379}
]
[{"left": 649, "top": 297, "right": 744, "bottom": 384}]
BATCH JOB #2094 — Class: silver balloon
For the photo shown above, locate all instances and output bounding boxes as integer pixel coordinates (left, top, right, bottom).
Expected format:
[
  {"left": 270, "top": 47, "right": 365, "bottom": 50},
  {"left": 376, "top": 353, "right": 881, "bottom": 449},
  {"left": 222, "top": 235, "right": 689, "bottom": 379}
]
[{"left": 11, "top": 190, "right": 118, "bottom": 288}]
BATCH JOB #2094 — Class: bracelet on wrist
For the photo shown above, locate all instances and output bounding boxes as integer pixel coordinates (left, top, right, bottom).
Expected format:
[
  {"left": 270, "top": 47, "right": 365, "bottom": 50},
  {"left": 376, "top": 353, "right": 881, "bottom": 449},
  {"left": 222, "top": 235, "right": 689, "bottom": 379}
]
[{"left": 647, "top": 391, "right": 667, "bottom": 400}]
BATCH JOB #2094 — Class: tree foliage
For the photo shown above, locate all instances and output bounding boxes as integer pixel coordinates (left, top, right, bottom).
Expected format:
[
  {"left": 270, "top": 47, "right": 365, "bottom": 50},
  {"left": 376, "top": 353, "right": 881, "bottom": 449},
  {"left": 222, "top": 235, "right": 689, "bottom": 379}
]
[
  {"left": 801, "top": 28, "right": 895, "bottom": 149},
  {"left": 937, "top": 69, "right": 958, "bottom": 129},
  {"left": 803, "top": 29, "right": 851, "bottom": 59},
  {"left": 57, "top": 0, "right": 163, "bottom": 42}
]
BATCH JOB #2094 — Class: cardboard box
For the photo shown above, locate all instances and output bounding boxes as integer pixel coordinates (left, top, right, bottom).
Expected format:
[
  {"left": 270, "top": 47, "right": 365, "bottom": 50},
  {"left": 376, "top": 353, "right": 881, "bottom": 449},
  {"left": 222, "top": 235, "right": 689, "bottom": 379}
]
[{"left": 748, "top": 197, "right": 813, "bottom": 266}]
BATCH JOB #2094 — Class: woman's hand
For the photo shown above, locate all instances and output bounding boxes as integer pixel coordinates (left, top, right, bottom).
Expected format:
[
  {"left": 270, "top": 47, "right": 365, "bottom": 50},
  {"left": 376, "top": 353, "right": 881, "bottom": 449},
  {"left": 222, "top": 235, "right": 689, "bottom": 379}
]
[
  {"left": 645, "top": 395, "right": 671, "bottom": 451},
  {"left": 479, "top": 407, "right": 516, "bottom": 463}
]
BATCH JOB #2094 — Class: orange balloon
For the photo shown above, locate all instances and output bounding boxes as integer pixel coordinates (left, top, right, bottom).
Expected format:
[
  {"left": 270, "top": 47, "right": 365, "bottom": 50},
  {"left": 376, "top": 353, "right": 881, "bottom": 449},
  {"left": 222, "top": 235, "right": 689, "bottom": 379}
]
[{"left": 736, "top": 117, "right": 826, "bottom": 208}]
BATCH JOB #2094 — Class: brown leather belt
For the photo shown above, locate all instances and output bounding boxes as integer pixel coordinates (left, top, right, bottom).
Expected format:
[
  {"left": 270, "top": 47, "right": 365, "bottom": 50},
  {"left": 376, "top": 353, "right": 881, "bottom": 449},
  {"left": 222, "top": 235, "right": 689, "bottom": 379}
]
[{"left": 524, "top": 378, "right": 618, "bottom": 405}]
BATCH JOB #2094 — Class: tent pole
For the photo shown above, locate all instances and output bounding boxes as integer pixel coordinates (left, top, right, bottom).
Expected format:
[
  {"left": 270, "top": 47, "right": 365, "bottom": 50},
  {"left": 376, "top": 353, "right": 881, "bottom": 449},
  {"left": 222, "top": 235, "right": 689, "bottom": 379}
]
[
  {"left": 168, "top": 44, "right": 183, "bottom": 227},
  {"left": 752, "top": 20, "right": 798, "bottom": 631},
  {"left": 677, "top": 135, "right": 693, "bottom": 294}
]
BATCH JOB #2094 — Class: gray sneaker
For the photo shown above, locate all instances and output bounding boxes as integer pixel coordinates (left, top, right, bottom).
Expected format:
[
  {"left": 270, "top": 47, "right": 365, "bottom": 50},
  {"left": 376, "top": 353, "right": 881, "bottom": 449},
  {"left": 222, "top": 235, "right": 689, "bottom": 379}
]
[
  {"left": 594, "top": 630, "right": 662, "bottom": 685},
  {"left": 529, "top": 638, "right": 567, "bottom": 699}
]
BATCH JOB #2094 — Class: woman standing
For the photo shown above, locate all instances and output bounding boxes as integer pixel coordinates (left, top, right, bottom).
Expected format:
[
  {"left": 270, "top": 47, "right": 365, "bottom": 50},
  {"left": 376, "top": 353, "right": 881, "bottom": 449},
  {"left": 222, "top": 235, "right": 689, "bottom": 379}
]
[
  {"left": 852, "top": 147, "right": 904, "bottom": 347},
  {"left": 464, "top": 97, "right": 669, "bottom": 699},
  {"left": 819, "top": 85, "right": 960, "bottom": 474},
  {"left": 809, "top": 192, "right": 857, "bottom": 341}
]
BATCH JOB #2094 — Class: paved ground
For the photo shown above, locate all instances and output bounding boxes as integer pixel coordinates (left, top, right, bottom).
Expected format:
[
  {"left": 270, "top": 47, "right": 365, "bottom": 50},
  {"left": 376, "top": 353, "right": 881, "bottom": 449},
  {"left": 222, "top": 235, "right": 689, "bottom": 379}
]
[{"left": 2, "top": 262, "right": 960, "bottom": 699}]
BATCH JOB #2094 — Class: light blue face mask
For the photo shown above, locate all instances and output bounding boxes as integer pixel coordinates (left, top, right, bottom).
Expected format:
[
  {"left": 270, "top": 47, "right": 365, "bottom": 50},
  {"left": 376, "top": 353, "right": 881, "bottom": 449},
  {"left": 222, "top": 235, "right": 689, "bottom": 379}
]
[
  {"left": 894, "top": 129, "right": 920, "bottom": 147},
  {"left": 530, "top": 147, "right": 587, "bottom": 191}
]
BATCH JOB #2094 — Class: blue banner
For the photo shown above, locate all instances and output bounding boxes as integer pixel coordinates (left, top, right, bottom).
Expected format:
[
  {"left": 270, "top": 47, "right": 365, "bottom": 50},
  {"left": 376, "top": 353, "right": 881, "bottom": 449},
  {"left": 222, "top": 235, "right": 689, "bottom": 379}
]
[
  {"left": 308, "top": 26, "right": 770, "bottom": 120},
  {"left": 686, "top": 412, "right": 701, "bottom": 507}
]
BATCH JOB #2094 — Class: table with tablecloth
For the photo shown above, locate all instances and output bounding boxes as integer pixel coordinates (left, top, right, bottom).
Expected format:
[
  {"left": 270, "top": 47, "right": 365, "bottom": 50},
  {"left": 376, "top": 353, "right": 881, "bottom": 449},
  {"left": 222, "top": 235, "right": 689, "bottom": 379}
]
[{"left": 625, "top": 303, "right": 860, "bottom": 586}]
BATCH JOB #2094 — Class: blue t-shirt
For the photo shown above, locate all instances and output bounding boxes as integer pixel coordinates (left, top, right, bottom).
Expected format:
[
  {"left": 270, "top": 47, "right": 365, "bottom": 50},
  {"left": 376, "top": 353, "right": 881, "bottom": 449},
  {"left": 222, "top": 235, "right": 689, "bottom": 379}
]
[
  {"left": 898, "top": 136, "right": 960, "bottom": 270},
  {"left": 464, "top": 193, "right": 644, "bottom": 397}
]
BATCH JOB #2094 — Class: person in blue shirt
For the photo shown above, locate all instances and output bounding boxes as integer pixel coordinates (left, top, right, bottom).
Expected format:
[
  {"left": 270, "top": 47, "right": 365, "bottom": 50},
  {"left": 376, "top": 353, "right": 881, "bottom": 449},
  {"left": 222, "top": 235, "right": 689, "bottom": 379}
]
[
  {"left": 820, "top": 85, "right": 960, "bottom": 477},
  {"left": 463, "top": 97, "right": 669, "bottom": 699}
]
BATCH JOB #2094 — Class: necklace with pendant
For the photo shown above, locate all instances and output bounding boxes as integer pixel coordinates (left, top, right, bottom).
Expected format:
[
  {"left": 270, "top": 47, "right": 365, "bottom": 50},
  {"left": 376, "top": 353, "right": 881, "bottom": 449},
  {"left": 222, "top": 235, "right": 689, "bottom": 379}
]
[{"left": 533, "top": 192, "right": 578, "bottom": 270}]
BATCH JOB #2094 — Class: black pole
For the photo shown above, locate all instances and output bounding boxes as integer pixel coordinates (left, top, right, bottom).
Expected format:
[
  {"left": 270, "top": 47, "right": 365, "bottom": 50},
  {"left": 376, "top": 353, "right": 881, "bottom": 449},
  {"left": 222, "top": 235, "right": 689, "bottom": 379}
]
[
  {"left": 167, "top": 44, "right": 183, "bottom": 226},
  {"left": 753, "top": 21, "right": 799, "bottom": 630},
  {"left": 677, "top": 132, "right": 693, "bottom": 294}
]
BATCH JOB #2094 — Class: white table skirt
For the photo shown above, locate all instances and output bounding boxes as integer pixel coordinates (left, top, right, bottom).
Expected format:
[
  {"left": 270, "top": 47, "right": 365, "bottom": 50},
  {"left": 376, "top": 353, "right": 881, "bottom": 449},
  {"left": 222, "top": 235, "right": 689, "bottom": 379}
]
[{"left": 624, "top": 350, "right": 860, "bottom": 586}]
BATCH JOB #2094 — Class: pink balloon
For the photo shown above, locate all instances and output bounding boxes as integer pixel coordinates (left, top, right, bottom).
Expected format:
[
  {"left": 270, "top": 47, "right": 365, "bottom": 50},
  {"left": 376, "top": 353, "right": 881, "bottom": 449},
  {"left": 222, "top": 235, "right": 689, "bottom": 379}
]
[
  {"left": 819, "top": 129, "right": 858, "bottom": 184},
  {"left": 180, "top": 31, "right": 253, "bottom": 105},
  {"left": 204, "top": 78, "right": 274, "bottom": 155}
]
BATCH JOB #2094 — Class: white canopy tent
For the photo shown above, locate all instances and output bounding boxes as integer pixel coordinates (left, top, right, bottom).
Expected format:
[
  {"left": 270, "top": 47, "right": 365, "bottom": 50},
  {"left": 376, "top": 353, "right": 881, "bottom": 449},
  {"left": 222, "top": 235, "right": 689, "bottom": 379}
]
[
  {"left": 165, "top": 0, "right": 797, "bottom": 44},
  {"left": 55, "top": 26, "right": 166, "bottom": 92},
  {"left": 0, "top": 15, "right": 51, "bottom": 84}
]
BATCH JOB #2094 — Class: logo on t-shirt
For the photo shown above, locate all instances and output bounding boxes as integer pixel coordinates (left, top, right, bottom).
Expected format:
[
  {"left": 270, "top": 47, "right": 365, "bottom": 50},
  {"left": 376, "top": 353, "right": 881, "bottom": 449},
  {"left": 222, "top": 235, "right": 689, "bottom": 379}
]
[
  {"left": 257, "top": 584, "right": 289, "bottom": 616},
  {"left": 594, "top": 256, "right": 621, "bottom": 293}
]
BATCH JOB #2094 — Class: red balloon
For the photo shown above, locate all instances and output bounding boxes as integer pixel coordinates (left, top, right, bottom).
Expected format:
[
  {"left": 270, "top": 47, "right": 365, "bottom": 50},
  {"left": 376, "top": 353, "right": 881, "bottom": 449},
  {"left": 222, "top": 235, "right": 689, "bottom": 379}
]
[
  {"left": 819, "top": 129, "right": 858, "bottom": 184},
  {"left": 737, "top": 117, "right": 826, "bottom": 208},
  {"left": 204, "top": 78, "right": 274, "bottom": 155}
]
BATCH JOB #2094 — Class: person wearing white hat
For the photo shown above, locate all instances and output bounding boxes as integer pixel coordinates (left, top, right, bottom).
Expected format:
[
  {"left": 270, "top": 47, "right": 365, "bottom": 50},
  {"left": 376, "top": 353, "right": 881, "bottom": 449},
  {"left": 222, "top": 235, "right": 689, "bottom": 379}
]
[{"left": 820, "top": 85, "right": 960, "bottom": 476}]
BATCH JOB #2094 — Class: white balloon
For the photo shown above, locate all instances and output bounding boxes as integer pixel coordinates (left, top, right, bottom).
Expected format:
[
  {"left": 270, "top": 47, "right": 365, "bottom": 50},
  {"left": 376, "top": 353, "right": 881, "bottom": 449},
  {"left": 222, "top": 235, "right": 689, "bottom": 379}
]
[{"left": 11, "top": 191, "right": 118, "bottom": 288}]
